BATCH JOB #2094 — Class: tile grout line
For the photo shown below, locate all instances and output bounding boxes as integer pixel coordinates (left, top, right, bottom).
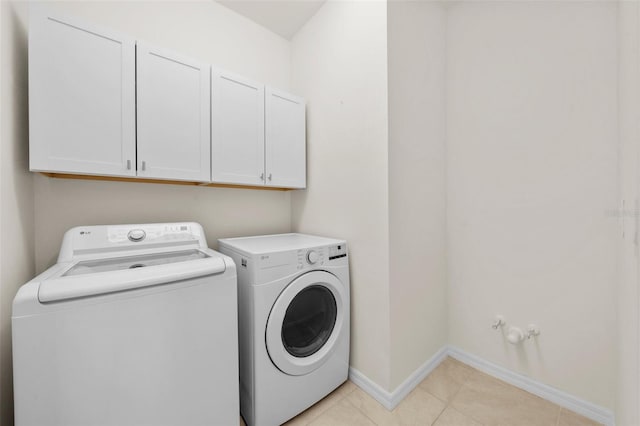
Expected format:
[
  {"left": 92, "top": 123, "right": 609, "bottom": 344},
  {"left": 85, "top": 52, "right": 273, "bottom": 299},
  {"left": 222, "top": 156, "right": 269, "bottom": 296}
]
[
  {"left": 440, "top": 368, "right": 485, "bottom": 426},
  {"left": 300, "top": 384, "right": 358, "bottom": 425},
  {"left": 343, "top": 393, "right": 381, "bottom": 426},
  {"left": 317, "top": 384, "right": 359, "bottom": 424},
  {"left": 555, "top": 407, "right": 562, "bottom": 426},
  {"left": 351, "top": 383, "right": 389, "bottom": 426},
  {"left": 427, "top": 400, "right": 448, "bottom": 426},
  {"left": 418, "top": 386, "right": 449, "bottom": 426},
  {"left": 423, "top": 358, "right": 474, "bottom": 426}
]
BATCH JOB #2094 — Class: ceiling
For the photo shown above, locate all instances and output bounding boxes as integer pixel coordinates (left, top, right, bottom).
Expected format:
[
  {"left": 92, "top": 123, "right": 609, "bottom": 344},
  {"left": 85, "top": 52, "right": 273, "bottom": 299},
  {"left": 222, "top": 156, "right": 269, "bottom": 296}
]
[{"left": 218, "top": 0, "right": 326, "bottom": 40}]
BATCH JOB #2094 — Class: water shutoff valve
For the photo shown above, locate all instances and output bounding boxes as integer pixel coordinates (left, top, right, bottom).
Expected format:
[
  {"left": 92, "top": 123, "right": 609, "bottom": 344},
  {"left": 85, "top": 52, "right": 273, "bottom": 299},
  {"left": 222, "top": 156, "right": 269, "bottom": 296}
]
[
  {"left": 491, "top": 315, "right": 505, "bottom": 330},
  {"left": 527, "top": 324, "right": 540, "bottom": 339}
]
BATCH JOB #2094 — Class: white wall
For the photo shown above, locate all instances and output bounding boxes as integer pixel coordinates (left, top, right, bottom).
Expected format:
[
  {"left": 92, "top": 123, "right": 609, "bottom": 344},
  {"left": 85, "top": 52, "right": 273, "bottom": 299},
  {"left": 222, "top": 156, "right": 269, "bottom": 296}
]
[
  {"left": 617, "top": 2, "right": 640, "bottom": 424},
  {"left": 447, "top": 1, "right": 618, "bottom": 409},
  {"left": 0, "top": 2, "right": 35, "bottom": 424},
  {"left": 291, "top": 1, "right": 392, "bottom": 390},
  {"left": 34, "top": 178, "right": 291, "bottom": 271},
  {"left": 25, "top": 0, "right": 295, "bottom": 272},
  {"left": 387, "top": 1, "right": 448, "bottom": 390}
]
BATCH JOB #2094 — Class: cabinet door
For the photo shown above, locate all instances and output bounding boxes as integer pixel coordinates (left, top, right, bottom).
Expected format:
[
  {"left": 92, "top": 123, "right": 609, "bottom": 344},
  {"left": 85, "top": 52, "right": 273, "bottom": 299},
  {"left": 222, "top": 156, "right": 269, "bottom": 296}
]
[
  {"left": 211, "top": 70, "right": 265, "bottom": 186},
  {"left": 265, "top": 88, "right": 306, "bottom": 189},
  {"left": 137, "top": 43, "right": 210, "bottom": 182},
  {"left": 29, "top": 8, "right": 136, "bottom": 177}
]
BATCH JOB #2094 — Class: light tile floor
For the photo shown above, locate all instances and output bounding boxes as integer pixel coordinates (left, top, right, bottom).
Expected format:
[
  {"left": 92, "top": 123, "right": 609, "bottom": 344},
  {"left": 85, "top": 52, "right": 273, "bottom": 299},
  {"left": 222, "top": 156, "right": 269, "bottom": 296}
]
[{"left": 241, "top": 357, "right": 602, "bottom": 426}]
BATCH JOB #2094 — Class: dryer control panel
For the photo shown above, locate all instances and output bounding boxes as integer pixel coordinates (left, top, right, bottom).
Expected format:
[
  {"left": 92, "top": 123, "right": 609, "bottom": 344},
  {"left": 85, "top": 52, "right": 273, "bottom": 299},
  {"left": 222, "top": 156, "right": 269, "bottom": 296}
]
[
  {"left": 218, "top": 234, "right": 348, "bottom": 284},
  {"left": 297, "top": 247, "right": 326, "bottom": 269},
  {"left": 328, "top": 244, "right": 347, "bottom": 260},
  {"left": 293, "top": 244, "right": 348, "bottom": 270}
]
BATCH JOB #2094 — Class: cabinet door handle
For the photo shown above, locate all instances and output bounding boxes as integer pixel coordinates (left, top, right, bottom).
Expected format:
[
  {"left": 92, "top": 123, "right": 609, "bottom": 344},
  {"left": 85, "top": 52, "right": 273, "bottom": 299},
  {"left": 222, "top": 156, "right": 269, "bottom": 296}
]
[
  {"left": 141, "top": 161, "right": 146, "bottom": 171},
  {"left": 260, "top": 172, "right": 264, "bottom": 181},
  {"left": 268, "top": 173, "right": 272, "bottom": 181},
  {"left": 126, "top": 160, "right": 131, "bottom": 170}
]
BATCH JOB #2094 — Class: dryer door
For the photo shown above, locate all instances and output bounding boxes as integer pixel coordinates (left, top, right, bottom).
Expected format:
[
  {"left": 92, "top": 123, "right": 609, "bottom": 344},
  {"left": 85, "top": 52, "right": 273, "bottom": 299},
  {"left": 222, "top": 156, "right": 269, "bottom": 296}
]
[{"left": 266, "top": 270, "right": 347, "bottom": 376}]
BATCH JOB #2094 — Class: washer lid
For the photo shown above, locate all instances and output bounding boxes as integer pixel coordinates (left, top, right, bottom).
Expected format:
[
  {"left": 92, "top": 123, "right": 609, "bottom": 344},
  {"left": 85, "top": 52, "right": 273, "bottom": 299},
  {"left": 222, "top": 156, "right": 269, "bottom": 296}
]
[
  {"left": 64, "top": 249, "right": 208, "bottom": 276},
  {"left": 38, "top": 255, "right": 226, "bottom": 303}
]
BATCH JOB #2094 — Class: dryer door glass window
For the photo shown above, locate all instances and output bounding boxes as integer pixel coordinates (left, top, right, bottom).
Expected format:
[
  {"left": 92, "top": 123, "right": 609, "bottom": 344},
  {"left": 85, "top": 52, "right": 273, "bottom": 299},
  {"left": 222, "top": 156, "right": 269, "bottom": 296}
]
[{"left": 281, "top": 285, "right": 337, "bottom": 358}]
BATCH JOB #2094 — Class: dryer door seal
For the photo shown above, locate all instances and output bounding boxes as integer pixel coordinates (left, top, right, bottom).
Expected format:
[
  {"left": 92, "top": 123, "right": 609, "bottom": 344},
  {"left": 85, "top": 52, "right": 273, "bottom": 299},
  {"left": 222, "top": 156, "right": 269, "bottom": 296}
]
[{"left": 266, "top": 270, "right": 347, "bottom": 376}]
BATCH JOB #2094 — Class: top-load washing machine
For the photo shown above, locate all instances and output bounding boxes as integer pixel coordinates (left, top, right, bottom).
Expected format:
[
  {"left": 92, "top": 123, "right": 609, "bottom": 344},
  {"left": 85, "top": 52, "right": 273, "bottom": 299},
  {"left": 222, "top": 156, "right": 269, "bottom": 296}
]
[
  {"left": 218, "top": 233, "right": 350, "bottom": 426},
  {"left": 12, "top": 222, "right": 239, "bottom": 426}
]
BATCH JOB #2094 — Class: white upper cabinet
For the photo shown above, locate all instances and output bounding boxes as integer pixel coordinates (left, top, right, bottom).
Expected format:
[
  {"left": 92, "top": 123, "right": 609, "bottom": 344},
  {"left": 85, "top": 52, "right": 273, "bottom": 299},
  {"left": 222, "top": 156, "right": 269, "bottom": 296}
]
[
  {"left": 265, "top": 88, "right": 306, "bottom": 189},
  {"left": 29, "top": 9, "right": 306, "bottom": 189},
  {"left": 211, "top": 70, "right": 265, "bottom": 186},
  {"left": 136, "top": 43, "right": 211, "bottom": 182},
  {"left": 29, "top": 8, "right": 136, "bottom": 177}
]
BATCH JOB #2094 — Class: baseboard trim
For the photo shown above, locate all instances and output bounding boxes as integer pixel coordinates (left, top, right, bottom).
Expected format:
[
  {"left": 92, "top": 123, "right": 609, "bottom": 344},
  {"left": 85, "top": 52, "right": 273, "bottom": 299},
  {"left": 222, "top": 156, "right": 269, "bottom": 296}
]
[
  {"left": 447, "top": 346, "right": 615, "bottom": 426},
  {"left": 349, "top": 346, "right": 615, "bottom": 426},
  {"left": 388, "top": 346, "right": 450, "bottom": 409},
  {"left": 348, "top": 367, "right": 395, "bottom": 410},
  {"left": 348, "top": 346, "right": 449, "bottom": 410}
]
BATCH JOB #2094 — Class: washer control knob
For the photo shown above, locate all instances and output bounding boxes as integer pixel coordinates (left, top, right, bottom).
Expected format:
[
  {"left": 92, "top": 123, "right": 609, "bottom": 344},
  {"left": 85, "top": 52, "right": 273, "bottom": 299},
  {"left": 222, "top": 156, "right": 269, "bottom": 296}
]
[
  {"left": 307, "top": 250, "right": 319, "bottom": 264},
  {"left": 127, "top": 229, "right": 146, "bottom": 242}
]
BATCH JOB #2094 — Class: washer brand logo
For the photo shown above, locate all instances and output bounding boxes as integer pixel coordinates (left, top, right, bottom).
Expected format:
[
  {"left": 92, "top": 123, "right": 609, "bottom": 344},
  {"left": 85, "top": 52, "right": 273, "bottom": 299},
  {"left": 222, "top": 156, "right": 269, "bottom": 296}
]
[
  {"left": 79, "top": 231, "right": 91, "bottom": 236},
  {"left": 261, "top": 255, "right": 269, "bottom": 260}
]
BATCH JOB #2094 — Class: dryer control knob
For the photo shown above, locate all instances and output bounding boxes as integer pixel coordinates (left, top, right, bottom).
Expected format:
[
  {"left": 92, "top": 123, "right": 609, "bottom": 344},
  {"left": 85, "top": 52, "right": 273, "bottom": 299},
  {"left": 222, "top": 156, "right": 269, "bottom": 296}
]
[{"left": 307, "top": 250, "right": 319, "bottom": 264}]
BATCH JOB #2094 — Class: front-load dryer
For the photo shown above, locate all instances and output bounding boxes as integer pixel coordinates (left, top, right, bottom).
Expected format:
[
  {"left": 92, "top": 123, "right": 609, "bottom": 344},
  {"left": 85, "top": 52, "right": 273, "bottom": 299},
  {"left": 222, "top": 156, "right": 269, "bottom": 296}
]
[{"left": 218, "top": 233, "right": 350, "bottom": 426}]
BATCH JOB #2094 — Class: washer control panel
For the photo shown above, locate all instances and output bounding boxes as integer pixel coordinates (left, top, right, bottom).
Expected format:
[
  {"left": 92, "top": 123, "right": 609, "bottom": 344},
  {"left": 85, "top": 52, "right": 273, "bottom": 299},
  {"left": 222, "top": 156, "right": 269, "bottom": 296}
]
[
  {"left": 109, "top": 224, "right": 193, "bottom": 244},
  {"left": 58, "top": 222, "right": 208, "bottom": 262},
  {"left": 127, "top": 229, "right": 146, "bottom": 242}
]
